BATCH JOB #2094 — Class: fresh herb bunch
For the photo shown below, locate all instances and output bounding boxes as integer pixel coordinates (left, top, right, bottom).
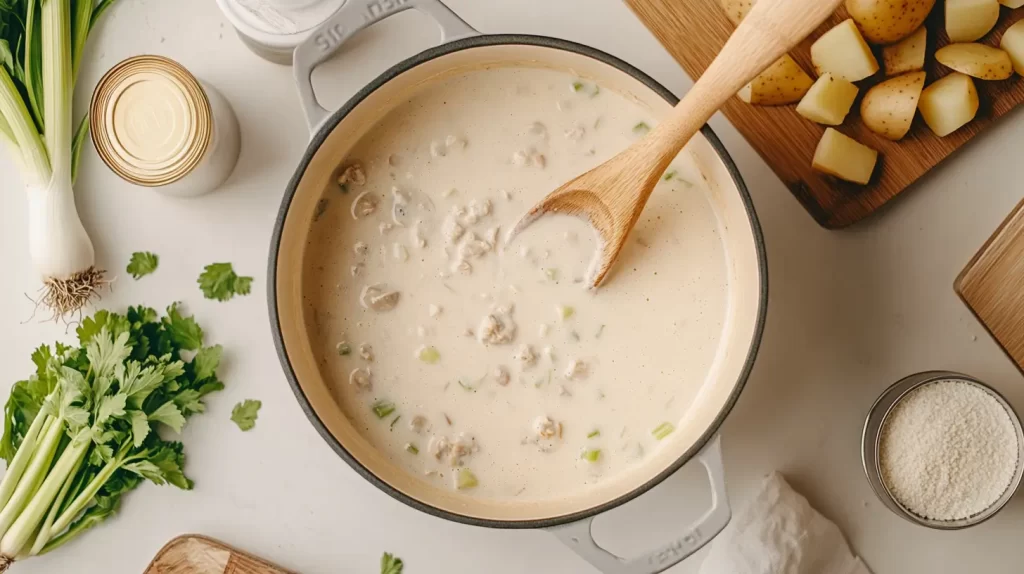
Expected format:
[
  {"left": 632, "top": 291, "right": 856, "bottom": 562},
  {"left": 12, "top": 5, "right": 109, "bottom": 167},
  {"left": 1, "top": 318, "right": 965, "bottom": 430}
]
[{"left": 0, "top": 303, "right": 224, "bottom": 569}]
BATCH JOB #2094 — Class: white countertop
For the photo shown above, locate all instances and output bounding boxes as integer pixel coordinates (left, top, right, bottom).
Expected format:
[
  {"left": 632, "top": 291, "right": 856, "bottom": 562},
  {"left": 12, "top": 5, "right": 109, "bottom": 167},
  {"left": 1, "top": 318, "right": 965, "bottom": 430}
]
[{"left": 2, "top": 0, "right": 1024, "bottom": 572}]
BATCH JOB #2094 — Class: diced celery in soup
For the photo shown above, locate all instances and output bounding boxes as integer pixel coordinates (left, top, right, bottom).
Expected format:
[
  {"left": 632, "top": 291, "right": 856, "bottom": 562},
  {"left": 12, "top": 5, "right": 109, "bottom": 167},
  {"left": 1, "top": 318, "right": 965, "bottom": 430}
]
[{"left": 304, "top": 66, "right": 729, "bottom": 501}]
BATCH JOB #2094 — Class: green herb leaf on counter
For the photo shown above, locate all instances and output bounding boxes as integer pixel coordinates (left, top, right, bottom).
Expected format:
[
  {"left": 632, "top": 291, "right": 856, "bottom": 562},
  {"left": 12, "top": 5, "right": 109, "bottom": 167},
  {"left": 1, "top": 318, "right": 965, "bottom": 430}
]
[
  {"left": 381, "top": 552, "right": 404, "bottom": 574},
  {"left": 587, "top": 430, "right": 600, "bottom": 439},
  {"left": 231, "top": 400, "right": 262, "bottom": 431},
  {"left": 198, "top": 262, "right": 254, "bottom": 301},
  {"left": 0, "top": 303, "right": 224, "bottom": 563},
  {"left": 126, "top": 251, "right": 158, "bottom": 279},
  {"left": 633, "top": 122, "right": 651, "bottom": 135},
  {"left": 572, "top": 80, "right": 584, "bottom": 92},
  {"left": 581, "top": 448, "right": 602, "bottom": 463},
  {"left": 663, "top": 170, "right": 677, "bottom": 181}
]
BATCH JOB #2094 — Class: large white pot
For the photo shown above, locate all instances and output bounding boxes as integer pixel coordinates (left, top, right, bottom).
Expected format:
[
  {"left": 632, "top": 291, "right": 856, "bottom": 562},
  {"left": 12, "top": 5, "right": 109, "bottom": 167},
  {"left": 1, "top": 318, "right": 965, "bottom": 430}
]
[{"left": 269, "top": 1, "right": 768, "bottom": 571}]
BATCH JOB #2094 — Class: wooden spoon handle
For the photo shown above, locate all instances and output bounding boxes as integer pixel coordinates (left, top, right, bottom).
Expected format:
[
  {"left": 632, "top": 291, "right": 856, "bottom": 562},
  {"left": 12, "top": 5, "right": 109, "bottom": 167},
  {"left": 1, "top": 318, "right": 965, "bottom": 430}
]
[{"left": 643, "top": 0, "right": 842, "bottom": 166}]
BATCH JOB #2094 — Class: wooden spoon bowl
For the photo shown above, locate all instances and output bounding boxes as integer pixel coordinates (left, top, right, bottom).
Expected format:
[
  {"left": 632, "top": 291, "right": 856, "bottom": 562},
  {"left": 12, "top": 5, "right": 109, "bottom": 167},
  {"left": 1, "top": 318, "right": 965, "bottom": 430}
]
[{"left": 510, "top": 0, "right": 844, "bottom": 288}]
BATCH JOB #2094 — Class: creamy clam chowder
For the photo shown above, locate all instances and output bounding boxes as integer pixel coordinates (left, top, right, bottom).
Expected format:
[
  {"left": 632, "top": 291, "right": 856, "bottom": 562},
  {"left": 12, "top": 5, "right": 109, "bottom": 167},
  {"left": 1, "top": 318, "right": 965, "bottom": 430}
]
[{"left": 304, "top": 65, "right": 729, "bottom": 501}]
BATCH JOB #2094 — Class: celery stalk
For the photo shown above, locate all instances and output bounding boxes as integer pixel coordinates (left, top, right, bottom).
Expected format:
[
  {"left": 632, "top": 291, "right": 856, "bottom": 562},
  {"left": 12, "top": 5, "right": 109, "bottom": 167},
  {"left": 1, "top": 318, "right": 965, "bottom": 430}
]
[
  {"left": 48, "top": 452, "right": 120, "bottom": 535},
  {"left": 28, "top": 446, "right": 84, "bottom": 556},
  {"left": 0, "top": 439, "right": 88, "bottom": 557},
  {"left": 0, "top": 412, "right": 48, "bottom": 512},
  {"left": 0, "top": 414, "right": 63, "bottom": 538}
]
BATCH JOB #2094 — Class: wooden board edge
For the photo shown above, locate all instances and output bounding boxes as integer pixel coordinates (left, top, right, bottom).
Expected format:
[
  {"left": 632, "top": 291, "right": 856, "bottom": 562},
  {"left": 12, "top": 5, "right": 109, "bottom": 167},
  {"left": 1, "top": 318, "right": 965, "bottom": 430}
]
[
  {"left": 954, "top": 197, "right": 1024, "bottom": 377},
  {"left": 145, "top": 534, "right": 295, "bottom": 574},
  {"left": 954, "top": 196, "right": 1024, "bottom": 296}
]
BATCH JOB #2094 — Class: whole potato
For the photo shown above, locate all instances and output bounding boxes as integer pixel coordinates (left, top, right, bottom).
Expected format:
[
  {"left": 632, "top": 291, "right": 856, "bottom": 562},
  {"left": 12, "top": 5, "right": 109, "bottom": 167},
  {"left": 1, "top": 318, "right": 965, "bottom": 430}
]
[{"left": 845, "top": 0, "right": 937, "bottom": 44}]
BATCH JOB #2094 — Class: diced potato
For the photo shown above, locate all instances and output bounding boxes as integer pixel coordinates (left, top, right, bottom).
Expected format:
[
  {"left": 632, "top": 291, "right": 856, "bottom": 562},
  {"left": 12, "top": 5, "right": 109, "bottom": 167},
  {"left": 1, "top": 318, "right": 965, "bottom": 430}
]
[
  {"left": 946, "top": 0, "right": 1000, "bottom": 43},
  {"left": 999, "top": 0, "right": 1024, "bottom": 7},
  {"left": 812, "top": 129, "right": 879, "bottom": 185},
  {"left": 811, "top": 19, "right": 880, "bottom": 82},
  {"left": 721, "top": 0, "right": 756, "bottom": 25},
  {"left": 845, "top": 0, "right": 936, "bottom": 44},
  {"left": 737, "top": 54, "right": 815, "bottom": 105},
  {"left": 796, "top": 73, "right": 860, "bottom": 125},
  {"left": 1000, "top": 20, "right": 1024, "bottom": 75},
  {"left": 860, "top": 71, "right": 927, "bottom": 140},
  {"left": 936, "top": 43, "right": 1013, "bottom": 80},
  {"left": 883, "top": 26, "right": 927, "bottom": 76},
  {"left": 918, "top": 73, "right": 980, "bottom": 136}
]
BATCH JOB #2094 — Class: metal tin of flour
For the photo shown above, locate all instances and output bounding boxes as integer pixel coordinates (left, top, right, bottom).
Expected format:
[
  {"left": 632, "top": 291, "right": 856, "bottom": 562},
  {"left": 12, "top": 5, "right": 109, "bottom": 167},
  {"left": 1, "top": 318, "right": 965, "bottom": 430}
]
[
  {"left": 862, "top": 371, "right": 1024, "bottom": 529},
  {"left": 215, "top": 0, "right": 345, "bottom": 64},
  {"left": 90, "top": 55, "right": 241, "bottom": 197}
]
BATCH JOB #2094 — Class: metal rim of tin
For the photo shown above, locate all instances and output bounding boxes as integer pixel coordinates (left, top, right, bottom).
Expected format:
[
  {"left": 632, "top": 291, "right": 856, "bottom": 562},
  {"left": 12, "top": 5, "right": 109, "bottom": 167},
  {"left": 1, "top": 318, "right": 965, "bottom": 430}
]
[
  {"left": 861, "top": 371, "right": 1024, "bottom": 530},
  {"left": 90, "top": 55, "right": 212, "bottom": 187}
]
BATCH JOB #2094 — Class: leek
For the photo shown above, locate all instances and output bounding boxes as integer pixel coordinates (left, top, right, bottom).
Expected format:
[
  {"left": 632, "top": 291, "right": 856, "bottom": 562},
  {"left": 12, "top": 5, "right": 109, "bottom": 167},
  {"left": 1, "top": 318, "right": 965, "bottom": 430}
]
[{"left": 0, "top": 0, "right": 118, "bottom": 320}]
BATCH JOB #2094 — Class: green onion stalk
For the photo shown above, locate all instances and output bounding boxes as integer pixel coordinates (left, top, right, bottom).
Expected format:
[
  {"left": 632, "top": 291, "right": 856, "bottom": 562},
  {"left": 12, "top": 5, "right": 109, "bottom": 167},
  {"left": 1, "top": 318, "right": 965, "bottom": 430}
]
[{"left": 0, "top": 0, "right": 118, "bottom": 320}]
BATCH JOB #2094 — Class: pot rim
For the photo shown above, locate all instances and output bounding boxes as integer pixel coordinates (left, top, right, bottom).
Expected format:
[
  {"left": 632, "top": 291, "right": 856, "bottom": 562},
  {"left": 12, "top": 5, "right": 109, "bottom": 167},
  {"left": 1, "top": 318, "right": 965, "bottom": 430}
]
[{"left": 268, "top": 33, "right": 769, "bottom": 529}]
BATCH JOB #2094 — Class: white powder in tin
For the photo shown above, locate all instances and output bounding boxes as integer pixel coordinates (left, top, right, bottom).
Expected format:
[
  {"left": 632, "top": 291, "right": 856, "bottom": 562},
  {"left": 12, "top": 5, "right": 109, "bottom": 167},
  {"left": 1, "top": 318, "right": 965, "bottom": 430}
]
[{"left": 879, "top": 380, "right": 1019, "bottom": 521}]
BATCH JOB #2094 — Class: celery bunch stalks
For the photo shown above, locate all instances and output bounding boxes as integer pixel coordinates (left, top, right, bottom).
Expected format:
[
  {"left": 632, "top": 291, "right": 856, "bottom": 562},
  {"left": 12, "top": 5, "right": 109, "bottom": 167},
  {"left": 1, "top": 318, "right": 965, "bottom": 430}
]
[{"left": 0, "top": 305, "right": 224, "bottom": 569}]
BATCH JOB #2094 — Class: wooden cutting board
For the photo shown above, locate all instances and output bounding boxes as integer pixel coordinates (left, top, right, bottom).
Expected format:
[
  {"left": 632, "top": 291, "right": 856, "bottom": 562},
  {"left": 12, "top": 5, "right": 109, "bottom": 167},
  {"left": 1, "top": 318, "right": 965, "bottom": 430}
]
[
  {"left": 625, "top": 0, "right": 1024, "bottom": 229},
  {"left": 144, "top": 535, "right": 294, "bottom": 574},
  {"left": 956, "top": 198, "right": 1024, "bottom": 374}
]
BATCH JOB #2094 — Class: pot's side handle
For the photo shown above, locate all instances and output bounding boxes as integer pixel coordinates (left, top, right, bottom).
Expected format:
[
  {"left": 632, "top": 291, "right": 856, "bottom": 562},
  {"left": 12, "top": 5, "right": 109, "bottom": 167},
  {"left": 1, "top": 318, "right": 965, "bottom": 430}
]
[
  {"left": 293, "top": 0, "right": 478, "bottom": 134},
  {"left": 548, "top": 436, "right": 731, "bottom": 574}
]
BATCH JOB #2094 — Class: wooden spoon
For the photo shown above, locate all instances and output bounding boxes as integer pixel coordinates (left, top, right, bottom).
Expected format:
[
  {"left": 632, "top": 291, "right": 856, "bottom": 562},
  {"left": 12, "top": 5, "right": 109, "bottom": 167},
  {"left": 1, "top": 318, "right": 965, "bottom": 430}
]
[{"left": 509, "top": 0, "right": 842, "bottom": 288}]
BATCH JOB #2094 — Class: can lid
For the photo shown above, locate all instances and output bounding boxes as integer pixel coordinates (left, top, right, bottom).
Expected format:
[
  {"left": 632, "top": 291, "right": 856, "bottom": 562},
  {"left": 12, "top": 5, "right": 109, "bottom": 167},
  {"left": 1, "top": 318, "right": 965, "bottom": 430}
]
[{"left": 90, "top": 55, "right": 212, "bottom": 187}]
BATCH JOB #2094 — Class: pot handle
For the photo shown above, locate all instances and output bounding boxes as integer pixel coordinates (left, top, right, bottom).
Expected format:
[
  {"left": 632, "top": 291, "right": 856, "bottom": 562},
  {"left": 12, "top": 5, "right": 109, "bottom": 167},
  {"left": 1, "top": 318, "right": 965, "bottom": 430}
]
[
  {"left": 548, "top": 436, "right": 731, "bottom": 574},
  {"left": 292, "top": 0, "right": 478, "bottom": 133}
]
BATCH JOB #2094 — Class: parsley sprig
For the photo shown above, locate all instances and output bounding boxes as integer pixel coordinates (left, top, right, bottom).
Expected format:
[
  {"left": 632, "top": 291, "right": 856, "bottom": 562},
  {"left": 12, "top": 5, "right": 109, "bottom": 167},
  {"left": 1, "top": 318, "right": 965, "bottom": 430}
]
[{"left": 198, "top": 263, "right": 253, "bottom": 301}]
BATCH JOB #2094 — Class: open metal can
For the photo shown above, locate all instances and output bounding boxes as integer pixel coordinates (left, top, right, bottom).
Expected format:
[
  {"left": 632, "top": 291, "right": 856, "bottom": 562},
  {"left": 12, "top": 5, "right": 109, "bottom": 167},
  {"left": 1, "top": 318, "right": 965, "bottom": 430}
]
[
  {"left": 862, "top": 371, "right": 1024, "bottom": 529},
  {"left": 90, "top": 55, "right": 241, "bottom": 197}
]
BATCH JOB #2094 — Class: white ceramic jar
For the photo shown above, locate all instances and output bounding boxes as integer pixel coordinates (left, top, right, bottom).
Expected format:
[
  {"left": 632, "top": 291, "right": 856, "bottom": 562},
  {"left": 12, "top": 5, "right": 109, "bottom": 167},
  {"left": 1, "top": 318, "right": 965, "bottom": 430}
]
[
  {"left": 215, "top": 0, "right": 345, "bottom": 65},
  {"left": 90, "top": 55, "right": 241, "bottom": 197}
]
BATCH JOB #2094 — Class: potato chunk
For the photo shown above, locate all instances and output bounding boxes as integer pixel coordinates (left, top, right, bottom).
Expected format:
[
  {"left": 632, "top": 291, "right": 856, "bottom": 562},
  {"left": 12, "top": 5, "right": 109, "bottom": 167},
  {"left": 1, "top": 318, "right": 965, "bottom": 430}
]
[
  {"left": 845, "top": 0, "right": 936, "bottom": 44},
  {"left": 860, "top": 72, "right": 926, "bottom": 140},
  {"left": 796, "top": 73, "right": 860, "bottom": 125},
  {"left": 737, "top": 55, "right": 814, "bottom": 105},
  {"left": 811, "top": 19, "right": 880, "bottom": 82},
  {"left": 936, "top": 43, "right": 1013, "bottom": 80},
  {"left": 812, "top": 129, "right": 879, "bottom": 184},
  {"left": 919, "top": 73, "right": 980, "bottom": 137},
  {"left": 721, "top": 0, "right": 755, "bottom": 25},
  {"left": 1000, "top": 20, "right": 1024, "bottom": 75},
  {"left": 946, "top": 0, "right": 999, "bottom": 43},
  {"left": 883, "top": 26, "right": 927, "bottom": 76}
]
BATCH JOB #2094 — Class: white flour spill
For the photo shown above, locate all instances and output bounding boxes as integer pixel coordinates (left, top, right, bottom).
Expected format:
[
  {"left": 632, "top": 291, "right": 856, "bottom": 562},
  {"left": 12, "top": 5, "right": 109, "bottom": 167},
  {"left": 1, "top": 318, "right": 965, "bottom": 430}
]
[{"left": 879, "top": 380, "right": 1019, "bottom": 521}]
